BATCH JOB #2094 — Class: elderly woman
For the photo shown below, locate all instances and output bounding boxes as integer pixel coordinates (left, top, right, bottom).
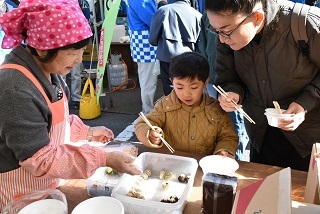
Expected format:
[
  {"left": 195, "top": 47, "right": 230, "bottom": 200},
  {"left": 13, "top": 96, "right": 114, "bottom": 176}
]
[{"left": 0, "top": 0, "right": 141, "bottom": 210}]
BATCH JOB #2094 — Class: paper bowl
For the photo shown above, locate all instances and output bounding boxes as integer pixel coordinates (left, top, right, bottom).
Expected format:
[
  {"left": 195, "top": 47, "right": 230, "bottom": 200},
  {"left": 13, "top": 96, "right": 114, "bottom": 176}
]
[
  {"left": 264, "top": 108, "right": 294, "bottom": 127},
  {"left": 18, "top": 199, "right": 67, "bottom": 214},
  {"left": 71, "top": 196, "right": 124, "bottom": 214},
  {"left": 199, "top": 155, "right": 239, "bottom": 176}
]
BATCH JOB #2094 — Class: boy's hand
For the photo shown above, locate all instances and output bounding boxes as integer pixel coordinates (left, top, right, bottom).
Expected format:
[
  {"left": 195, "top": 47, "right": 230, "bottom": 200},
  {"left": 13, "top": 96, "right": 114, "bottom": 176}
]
[
  {"left": 216, "top": 150, "right": 235, "bottom": 159},
  {"left": 149, "top": 126, "right": 163, "bottom": 145}
]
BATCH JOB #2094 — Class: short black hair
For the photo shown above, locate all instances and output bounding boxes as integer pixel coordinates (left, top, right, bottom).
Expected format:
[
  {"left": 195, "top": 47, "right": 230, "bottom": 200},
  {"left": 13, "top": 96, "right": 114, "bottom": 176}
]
[
  {"left": 205, "top": 0, "right": 263, "bottom": 15},
  {"left": 28, "top": 37, "right": 92, "bottom": 63},
  {"left": 169, "top": 52, "right": 209, "bottom": 83}
]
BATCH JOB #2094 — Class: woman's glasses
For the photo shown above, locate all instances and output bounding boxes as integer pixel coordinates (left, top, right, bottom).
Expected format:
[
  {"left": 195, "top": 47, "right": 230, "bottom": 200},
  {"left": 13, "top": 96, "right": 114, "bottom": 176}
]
[{"left": 207, "top": 12, "right": 255, "bottom": 39}]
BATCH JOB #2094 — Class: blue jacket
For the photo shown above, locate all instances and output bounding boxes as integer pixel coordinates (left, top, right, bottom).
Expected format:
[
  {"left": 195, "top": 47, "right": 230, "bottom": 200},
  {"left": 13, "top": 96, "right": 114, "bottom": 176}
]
[
  {"left": 127, "top": 0, "right": 157, "bottom": 62},
  {"left": 127, "top": 0, "right": 157, "bottom": 32}
]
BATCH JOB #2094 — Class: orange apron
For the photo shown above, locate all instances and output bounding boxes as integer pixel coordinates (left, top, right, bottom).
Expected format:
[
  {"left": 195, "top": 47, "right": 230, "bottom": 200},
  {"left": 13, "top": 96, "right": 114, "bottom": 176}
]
[{"left": 0, "top": 64, "right": 70, "bottom": 210}]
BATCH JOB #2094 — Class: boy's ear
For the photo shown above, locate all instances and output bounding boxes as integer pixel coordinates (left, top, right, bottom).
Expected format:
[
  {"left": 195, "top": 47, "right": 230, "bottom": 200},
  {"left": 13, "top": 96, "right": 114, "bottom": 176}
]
[{"left": 205, "top": 78, "right": 209, "bottom": 86}]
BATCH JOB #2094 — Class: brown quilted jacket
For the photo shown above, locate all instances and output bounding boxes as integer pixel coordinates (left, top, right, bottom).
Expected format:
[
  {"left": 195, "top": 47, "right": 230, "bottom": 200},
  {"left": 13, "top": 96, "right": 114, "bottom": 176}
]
[{"left": 135, "top": 91, "right": 238, "bottom": 156}]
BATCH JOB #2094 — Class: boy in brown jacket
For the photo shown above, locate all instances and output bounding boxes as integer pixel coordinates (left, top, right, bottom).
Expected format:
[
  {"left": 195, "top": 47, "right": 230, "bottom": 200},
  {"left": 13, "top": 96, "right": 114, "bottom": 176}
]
[{"left": 135, "top": 52, "right": 238, "bottom": 157}]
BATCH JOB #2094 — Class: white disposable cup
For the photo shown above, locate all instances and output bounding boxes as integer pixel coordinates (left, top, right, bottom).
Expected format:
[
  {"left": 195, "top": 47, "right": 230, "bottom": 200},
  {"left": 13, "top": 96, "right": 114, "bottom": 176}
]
[
  {"left": 264, "top": 108, "right": 294, "bottom": 127},
  {"left": 199, "top": 155, "right": 239, "bottom": 176}
]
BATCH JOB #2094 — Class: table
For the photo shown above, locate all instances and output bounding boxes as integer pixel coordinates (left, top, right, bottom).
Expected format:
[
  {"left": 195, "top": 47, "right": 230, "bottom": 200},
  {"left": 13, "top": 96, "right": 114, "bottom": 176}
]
[{"left": 58, "top": 143, "right": 307, "bottom": 213}]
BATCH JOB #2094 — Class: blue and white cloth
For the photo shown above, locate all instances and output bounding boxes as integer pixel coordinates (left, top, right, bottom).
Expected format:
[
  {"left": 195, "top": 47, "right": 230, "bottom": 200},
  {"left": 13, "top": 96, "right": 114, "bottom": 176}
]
[{"left": 129, "top": 30, "right": 157, "bottom": 63}]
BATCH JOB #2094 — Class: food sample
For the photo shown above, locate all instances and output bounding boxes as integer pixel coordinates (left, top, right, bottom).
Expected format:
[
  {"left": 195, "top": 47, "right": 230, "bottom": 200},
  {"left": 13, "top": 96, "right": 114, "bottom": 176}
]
[
  {"left": 161, "top": 181, "right": 170, "bottom": 190},
  {"left": 178, "top": 174, "right": 190, "bottom": 183},
  {"left": 159, "top": 170, "right": 173, "bottom": 180},
  {"left": 105, "top": 167, "right": 119, "bottom": 175},
  {"left": 126, "top": 169, "right": 153, "bottom": 199},
  {"left": 144, "top": 169, "right": 152, "bottom": 176},
  {"left": 161, "top": 195, "right": 179, "bottom": 203},
  {"left": 140, "top": 169, "right": 152, "bottom": 180}
]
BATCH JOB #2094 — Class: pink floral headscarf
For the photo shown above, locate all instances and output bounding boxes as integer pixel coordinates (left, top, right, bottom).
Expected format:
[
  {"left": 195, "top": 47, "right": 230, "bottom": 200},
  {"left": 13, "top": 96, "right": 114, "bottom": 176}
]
[{"left": 0, "top": 0, "right": 93, "bottom": 50}]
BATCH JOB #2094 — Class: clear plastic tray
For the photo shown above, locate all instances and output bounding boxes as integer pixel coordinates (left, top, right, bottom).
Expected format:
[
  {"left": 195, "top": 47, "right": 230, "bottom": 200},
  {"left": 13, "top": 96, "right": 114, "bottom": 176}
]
[
  {"left": 86, "top": 167, "right": 122, "bottom": 197},
  {"left": 111, "top": 152, "right": 198, "bottom": 214}
]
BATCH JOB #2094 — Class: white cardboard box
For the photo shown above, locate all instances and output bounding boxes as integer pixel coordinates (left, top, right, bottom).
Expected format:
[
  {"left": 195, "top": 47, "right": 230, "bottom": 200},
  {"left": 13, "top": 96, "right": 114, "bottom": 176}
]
[
  {"left": 304, "top": 143, "right": 320, "bottom": 205},
  {"left": 231, "top": 167, "right": 292, "bottom": 214}
]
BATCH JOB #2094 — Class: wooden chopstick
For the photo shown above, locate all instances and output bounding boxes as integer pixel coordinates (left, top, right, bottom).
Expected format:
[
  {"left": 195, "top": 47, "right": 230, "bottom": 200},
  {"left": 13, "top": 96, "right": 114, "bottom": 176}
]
[
  {"left": 213, "top": 85, "right": 256, "bottom": 124},
  {"left": 139, "top": 112, "right": 175, "bottom": 153},
  {"left": 272, "top": 101, "right": 282, "bottom": 114}
]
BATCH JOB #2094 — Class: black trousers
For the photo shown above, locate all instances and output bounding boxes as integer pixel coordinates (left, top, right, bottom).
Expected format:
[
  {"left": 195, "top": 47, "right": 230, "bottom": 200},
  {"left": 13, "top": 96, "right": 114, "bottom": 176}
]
[
  {"left": 159, "top": 61, "right": 173, "bottom": 96},
  {"left": 250, "top": 126, "right": 310, "bottom": 171}
]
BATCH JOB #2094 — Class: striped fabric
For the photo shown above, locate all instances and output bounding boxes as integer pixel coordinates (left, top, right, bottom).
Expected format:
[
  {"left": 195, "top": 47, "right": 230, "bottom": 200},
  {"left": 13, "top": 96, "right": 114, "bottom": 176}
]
[{"left": 0, "top": 65, "right": 68, "bottom": 211}]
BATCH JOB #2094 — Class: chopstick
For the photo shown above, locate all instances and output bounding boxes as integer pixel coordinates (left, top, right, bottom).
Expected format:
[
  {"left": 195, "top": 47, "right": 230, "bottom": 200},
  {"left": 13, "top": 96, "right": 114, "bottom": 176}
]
[
  {"left": 139, "top": 112, "right": 175, "bottom": 153},
  {"left": 213, "top": 85, "right": 256, "bottom": 124},
  {"left": 272, "top": 101, "right": 282, "bottom": 114}
]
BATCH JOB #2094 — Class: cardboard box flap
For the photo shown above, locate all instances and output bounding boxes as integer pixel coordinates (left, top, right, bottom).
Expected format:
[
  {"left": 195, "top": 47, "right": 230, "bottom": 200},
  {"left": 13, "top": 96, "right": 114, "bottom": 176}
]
[
  {"left": 304, "top": 143, "right": 320, "bottom": 205},
  {"left": 232, "top": 167, "right": 291, "bottom": 214}
]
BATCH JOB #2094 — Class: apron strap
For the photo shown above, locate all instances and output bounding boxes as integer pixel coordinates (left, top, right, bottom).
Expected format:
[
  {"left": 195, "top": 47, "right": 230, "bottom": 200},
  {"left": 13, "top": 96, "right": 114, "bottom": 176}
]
[{"left": 0, "top": 64, "right": 52, "bottom": 105}]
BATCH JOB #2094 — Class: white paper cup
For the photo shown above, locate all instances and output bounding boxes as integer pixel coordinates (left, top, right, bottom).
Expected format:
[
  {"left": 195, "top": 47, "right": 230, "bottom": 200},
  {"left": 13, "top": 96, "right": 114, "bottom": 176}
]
[
  {"left": 18, "top": 199, "right": 67, "bottom": 214},
  {"left": 71, "top": 196, "right": 124, "bottom": 214},
  {"left": 199, "top": 155, "right": 239, "bottom": 176},
  {"left": 264, "top": 108, "right": 294, "bottom": 127}
]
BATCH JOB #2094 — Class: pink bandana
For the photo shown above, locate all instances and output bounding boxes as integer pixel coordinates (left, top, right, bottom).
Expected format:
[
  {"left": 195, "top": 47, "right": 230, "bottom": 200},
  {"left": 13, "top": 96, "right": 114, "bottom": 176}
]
[{"left": 0, "top": 0, "right": 93, "bottom": 50}]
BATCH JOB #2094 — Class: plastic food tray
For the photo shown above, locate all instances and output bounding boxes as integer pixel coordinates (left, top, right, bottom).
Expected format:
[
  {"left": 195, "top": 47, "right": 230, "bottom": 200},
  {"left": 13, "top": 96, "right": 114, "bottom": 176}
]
[
  {"left": 86, "top": 167, "right": 122, "bottom": 197},
  {"left": 111, "top": 152, "right": 198, "bottom": 214}
]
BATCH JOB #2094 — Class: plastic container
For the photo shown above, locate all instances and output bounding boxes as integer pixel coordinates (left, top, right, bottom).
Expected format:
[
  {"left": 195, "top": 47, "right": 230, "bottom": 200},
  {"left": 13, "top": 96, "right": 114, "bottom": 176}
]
[
  {"left": 199, "top": 155, "right": 239, "bottom": 176},
  {"left": 109, "top": 64, "right": 127, "bottom": 87},
  {"left": 2, "top": 189, "right": 67, "bottom": 214},
  {"left": 111, "top": 152, "right": 198, "bottom": 214},
  {"left": 86, "top": 167, "right": 122, "bottom": 197},
  {"left": 71, "top": 196, "right": 124, "bottom": 214},
  {"left": 264, "top": 108, "right": 294, "bottom": 127}
]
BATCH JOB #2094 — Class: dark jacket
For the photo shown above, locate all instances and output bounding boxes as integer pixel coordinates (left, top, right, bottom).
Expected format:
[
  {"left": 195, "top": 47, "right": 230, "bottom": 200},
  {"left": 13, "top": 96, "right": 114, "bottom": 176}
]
[
  {"left": 215, "top": 0, "right": 320, "bottom": 157},
  {"left": 198, "top": 12, "right": 218, "bottom": 85},
  {"left": 149, "top": 0, "right": 202, "bottom": 62}
]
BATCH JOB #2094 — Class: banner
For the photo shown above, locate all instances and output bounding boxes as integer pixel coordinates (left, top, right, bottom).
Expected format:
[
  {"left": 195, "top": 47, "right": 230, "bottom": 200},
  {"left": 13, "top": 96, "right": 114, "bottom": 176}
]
[{"left": 96, "top": 0, "right": 121, "bottom": 103}]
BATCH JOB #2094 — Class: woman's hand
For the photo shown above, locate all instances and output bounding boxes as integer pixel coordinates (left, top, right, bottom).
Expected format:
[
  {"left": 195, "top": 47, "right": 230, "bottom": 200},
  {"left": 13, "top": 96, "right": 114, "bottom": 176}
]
[
  {"left": 91, "top": 126, "right": 114, "bottom": 143},
  {"left": 105, "top": 151, "right": 142, "bottom": 175},
  {"left": 149, "top": 126, "right": 163, "bottom": 145},
  {"left": 278, "top": 102, "right": 306, "bottom": 131},
  {"left": 217, "top": 92, "right": 240, "bottom": 112},
  {"left": 216, "top": 150, "right": 235, "bottom": 159}
]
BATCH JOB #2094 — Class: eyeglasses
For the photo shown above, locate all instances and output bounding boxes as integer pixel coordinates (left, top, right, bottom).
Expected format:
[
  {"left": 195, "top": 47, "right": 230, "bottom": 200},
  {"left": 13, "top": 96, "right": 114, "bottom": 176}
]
[{"left": 207, "top": 12, "right": 254, "bottom": 39}]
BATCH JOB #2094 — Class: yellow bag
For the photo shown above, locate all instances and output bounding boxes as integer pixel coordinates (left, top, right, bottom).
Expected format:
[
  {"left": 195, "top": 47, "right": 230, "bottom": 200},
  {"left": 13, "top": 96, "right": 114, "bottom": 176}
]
[{"left": 79, "top": 78, "right": 101, "bottom": 119}]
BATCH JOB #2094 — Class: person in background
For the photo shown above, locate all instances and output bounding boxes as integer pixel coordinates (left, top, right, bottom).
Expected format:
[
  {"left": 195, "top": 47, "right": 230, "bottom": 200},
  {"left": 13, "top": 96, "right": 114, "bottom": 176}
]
[
  {"left": 127, "top": 0, "right": 158, "bottom": 114},
  {"left": 149, "top": 0, "right": 202, "bottom": 96},
  {"left": 198, "top": 12, "right": 250, "bottom": 161},
  {"left": 63, "top": 0, "right": 91, "bottom": 109},
  {"left": 205, "top": 0, "right": 320, "bottom": 171},
  {"left": 5, "top": 0, "right": 18, "bottom": 7},
  {"left": 0, "top": 0, "right": 141, "bottom": 210},
  {"left": 63, "top": 62, "right": 85, "bottom": 109},
  {"left": 135, "top": 52, "right": 238, "bottom": 157},
  {"left": 0, "top": 0, "right": 15, "bottom": 64}
]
